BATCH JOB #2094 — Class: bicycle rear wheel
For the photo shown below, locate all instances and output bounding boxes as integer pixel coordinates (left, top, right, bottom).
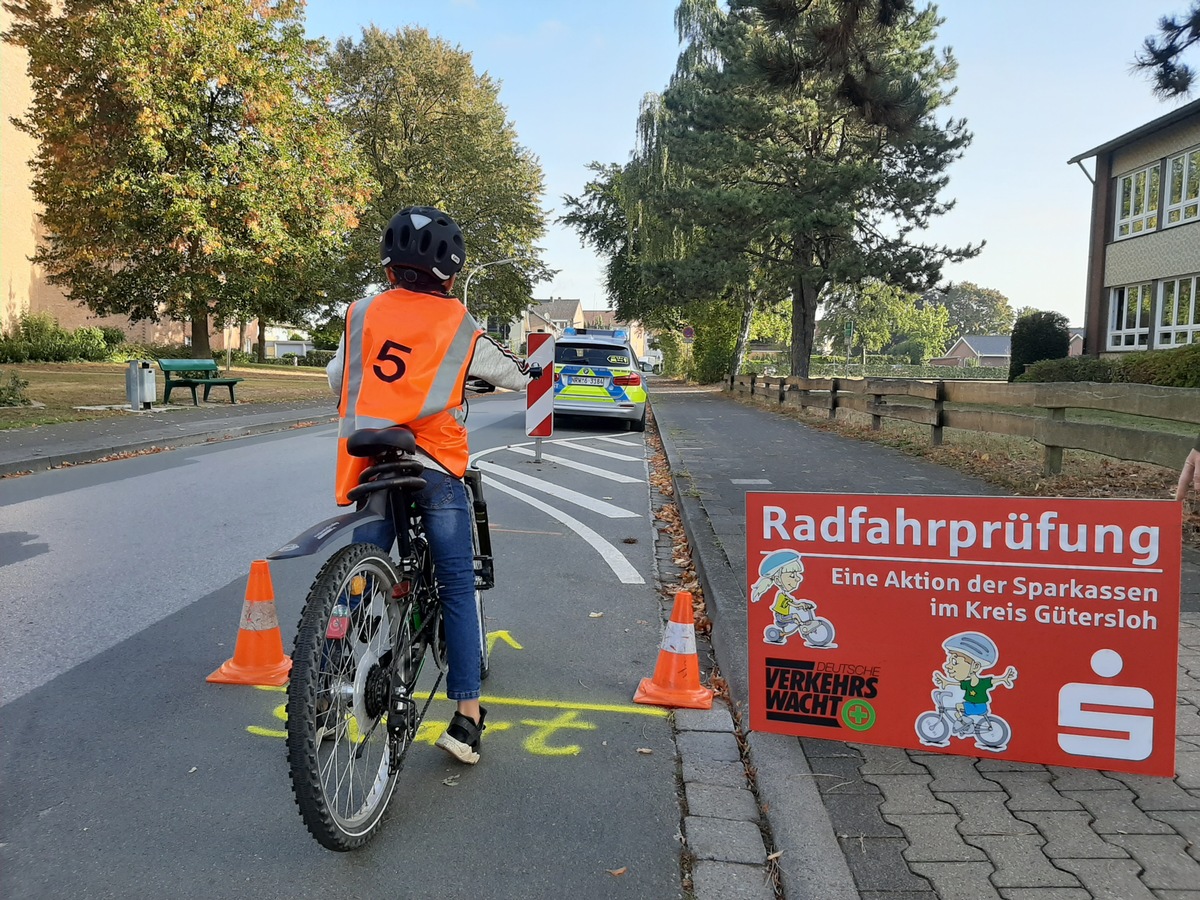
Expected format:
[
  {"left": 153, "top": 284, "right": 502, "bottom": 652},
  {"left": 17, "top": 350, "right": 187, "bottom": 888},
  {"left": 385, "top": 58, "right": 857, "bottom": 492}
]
[{"left": 286, "top": 542, "right": 402, "bottom": 851}]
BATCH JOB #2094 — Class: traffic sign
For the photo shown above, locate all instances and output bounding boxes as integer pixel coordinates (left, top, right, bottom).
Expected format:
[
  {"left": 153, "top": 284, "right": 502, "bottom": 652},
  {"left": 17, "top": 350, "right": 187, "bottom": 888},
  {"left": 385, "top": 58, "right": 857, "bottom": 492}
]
[{"left": 526, "top": 332, "right": 554, "bottom": 438}]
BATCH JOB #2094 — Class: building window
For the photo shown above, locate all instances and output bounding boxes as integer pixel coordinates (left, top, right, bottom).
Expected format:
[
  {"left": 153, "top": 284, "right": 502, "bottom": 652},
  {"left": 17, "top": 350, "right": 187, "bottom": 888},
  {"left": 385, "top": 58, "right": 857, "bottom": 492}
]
[
  {"left": 1114, "top": 163, "right": 1160, "bottom": 239},
  {"left": 1158, "top": 274, "right": 1200, "bottom": 347},
  {"left": 1164, "top": 147, "right": 1200, "bottom": 226},
  {"left": 1108, "top": 282, "right": 1153, "bottom": 349}
]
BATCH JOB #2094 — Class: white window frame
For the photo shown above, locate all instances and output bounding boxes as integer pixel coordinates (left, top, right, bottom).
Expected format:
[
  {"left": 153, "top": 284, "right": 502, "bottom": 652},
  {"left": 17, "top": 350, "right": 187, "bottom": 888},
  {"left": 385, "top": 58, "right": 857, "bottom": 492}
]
[
  {"left": 1164, "top": 146, "right": 1200, "bottom": 227},
  {"left": 1108, "top": 282, "right": 1153, "bottom": 349},
  {"left": 1114, "top": 163, "right": 1160, "bottom": 240},
  {"left": 1156, "top": 273, "right": 1200, "bottom": 347}
]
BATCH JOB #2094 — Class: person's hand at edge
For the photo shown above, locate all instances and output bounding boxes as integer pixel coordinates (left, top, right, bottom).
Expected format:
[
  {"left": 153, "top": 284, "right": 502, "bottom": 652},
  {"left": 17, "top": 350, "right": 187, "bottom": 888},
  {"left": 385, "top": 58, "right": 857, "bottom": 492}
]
[{"left": 1177, "top": 447, "right": 1200, "bottom": 502}]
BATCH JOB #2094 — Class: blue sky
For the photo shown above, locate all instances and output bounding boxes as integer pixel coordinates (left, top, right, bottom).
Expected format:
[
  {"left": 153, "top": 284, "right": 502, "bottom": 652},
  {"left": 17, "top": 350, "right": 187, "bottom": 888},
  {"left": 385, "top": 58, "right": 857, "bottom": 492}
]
[{"left": 304, "top": 0, "right": 1189, "bottom": 326}]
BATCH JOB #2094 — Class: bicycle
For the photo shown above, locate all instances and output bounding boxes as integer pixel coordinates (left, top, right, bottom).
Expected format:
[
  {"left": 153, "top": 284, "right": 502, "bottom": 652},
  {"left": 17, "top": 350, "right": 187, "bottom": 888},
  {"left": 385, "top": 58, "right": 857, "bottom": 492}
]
[
  {"left": 763, "top": 604, "right": 836, "bottom": 648},
  {"left": 914, "top": 689, "right": 1011, "bottom": 751},
  {"left": 269, "top": 420, "right": 495, "bottom": 851}
]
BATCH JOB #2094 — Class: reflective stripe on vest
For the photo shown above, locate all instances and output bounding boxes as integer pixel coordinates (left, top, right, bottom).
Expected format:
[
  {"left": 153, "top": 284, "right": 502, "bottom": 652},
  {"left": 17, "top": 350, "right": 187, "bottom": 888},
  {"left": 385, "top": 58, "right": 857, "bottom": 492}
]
[{"left": 334, "top": 289, "right": 481, "bottom": 504}]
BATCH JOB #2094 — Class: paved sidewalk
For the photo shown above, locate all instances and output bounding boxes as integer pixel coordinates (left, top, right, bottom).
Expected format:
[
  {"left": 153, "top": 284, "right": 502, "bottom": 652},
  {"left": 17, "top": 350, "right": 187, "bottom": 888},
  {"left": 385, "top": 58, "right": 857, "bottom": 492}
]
[
  {"left": 650, "top": 382, "right": 1200, "bottom": 900},
  {"left": 0, "top": 400, "right": 337, "bottom": 477}
]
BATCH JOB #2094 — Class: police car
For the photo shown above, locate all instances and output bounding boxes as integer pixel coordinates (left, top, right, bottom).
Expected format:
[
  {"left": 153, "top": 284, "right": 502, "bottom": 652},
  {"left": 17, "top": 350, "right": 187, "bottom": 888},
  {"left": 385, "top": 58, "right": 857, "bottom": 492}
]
[{"left": 552, "top": 328, "right": 648, "bottom": 432}]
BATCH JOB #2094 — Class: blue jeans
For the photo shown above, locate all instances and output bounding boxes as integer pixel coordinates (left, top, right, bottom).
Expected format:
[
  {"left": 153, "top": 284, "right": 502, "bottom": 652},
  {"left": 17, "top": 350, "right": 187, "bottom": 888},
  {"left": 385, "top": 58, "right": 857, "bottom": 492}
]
[{"left": 355, "top": 470, "right": 479, "bottom": 701}]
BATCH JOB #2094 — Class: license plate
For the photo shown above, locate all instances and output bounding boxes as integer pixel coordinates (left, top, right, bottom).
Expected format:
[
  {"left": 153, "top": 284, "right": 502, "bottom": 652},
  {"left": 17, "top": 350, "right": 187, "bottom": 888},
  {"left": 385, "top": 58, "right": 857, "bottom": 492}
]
[{"left": 570, "top": 376, "right": 606, "bottom": 386}]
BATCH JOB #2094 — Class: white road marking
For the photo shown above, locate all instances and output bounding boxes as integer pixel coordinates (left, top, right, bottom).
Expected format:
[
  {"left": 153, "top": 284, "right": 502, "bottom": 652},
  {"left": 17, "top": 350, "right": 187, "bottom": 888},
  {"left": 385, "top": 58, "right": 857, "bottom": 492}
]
[
  {"left": 551, "top": 441, "right": 642, "bottom": 462},
  {"left": 731, "top": 479, "right": 772, "bottom": 485},
  {"left": 476, "top": 461, "right": 639, "bottom": 518},
  {"left": 482, "top": 478, "right": 644, "bottom": 584},
  {"left": 594, "top": 436, "right": 640, "bottom": 446},
  {"left": 505, "top": 446, "right": 640, "bottom": 483}
]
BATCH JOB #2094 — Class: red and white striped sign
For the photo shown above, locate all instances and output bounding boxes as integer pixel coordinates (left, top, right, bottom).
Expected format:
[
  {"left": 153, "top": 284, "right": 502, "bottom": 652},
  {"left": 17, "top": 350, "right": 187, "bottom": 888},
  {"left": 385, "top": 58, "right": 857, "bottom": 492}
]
[{"left": 525, "top": 332, "right": 554, "bottom": 437}]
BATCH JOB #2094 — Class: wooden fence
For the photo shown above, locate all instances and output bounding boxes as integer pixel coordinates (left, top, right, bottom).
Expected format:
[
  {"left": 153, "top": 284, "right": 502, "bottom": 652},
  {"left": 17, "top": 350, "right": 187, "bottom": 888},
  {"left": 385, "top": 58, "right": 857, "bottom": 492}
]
[{"left": 727, "top": 374, "right": 1200, "bottom": 475}]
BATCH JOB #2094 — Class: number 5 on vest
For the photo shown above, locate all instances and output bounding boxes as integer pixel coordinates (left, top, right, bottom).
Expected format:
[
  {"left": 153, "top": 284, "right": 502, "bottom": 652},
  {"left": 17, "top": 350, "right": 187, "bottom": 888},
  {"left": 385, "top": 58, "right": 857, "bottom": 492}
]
[{"left": 374, "top": 340, "right": 413, "bottom": 383}]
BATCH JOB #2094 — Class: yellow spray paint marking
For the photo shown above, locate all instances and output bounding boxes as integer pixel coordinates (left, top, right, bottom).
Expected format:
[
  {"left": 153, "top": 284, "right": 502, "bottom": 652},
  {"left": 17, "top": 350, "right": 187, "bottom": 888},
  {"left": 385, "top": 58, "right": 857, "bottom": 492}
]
[
  {"left": 243, "top": 630, "right": 668, "bottom": 754},
  {"left": 520, "top": 711, "right": 596, "bottom": 757},
  {"left": 487, "top": 630, "right": 523, "bottom": 653}
]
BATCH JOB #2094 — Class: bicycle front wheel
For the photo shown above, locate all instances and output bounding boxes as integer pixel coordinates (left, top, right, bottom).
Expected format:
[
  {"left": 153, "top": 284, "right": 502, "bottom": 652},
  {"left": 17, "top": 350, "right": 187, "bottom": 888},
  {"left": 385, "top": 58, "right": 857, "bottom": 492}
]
[{"left": 286, "top": 543, "right": 402, "bottom": 851}]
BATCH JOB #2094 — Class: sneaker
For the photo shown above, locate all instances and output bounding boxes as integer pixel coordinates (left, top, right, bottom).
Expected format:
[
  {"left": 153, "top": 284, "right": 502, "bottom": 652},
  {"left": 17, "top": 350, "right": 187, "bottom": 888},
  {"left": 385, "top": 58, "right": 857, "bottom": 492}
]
[{"left": 435, "top": 707, "right": 487, "bottom": 765}]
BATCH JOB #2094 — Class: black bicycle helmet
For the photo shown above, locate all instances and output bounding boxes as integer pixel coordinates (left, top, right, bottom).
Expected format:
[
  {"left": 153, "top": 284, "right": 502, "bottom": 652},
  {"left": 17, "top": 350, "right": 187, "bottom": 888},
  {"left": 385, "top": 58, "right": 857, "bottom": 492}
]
[{"left": 380, "top": 206, "right": 466, "bottom": 282}]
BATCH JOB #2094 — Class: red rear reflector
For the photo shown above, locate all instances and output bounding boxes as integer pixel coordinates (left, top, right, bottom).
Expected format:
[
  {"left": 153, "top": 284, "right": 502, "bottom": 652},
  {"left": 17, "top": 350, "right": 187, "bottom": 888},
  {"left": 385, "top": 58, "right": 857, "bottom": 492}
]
[{"left": 391, "top": 581, "right": 411, "bottom": 599}]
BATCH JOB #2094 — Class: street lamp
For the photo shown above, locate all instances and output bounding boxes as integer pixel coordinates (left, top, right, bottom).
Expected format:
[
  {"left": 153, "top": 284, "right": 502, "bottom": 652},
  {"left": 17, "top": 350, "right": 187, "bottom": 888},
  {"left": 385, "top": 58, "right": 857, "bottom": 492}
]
[{"left": 462, "top": 257, "right": 522, "bottom": 314}]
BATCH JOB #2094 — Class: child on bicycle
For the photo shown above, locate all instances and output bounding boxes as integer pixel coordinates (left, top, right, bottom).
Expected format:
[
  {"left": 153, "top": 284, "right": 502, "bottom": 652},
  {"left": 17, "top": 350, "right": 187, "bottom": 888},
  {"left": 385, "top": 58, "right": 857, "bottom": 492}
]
[{"left": 326, "top": 206, "right": 536, "bottom": 764}]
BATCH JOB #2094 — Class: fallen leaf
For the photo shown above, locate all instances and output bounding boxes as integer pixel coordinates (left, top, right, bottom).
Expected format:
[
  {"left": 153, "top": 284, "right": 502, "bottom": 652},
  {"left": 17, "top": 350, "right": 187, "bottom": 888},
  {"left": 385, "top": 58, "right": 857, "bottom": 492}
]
[
  {"left": 589, "top": 611, "right": 604, "bottom": 618},
  {"left": 188, "top": 767, "right": 197, "bottom": 774},
  {"left": 636, "top": 748, "right": 653, "bottom": 755},
  {"left": 606, "top": 867, "right": 627, "bottom": 877},
  {"left": 442, "top": 775, "right": 459, "bottom": 786}
]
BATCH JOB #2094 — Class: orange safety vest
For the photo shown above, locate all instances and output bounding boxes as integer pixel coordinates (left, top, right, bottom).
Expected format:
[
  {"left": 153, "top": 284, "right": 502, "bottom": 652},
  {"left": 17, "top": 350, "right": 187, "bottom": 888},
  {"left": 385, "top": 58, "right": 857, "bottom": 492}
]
[{"left": 334, "top": 287, "right": 481, "bottom": 506}]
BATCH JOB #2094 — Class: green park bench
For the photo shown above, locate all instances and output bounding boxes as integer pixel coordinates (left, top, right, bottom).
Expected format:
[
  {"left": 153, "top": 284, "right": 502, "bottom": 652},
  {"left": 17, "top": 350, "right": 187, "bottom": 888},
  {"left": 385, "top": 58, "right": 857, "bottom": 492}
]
[{"left": 157, "top": 358, "right": 244, "bottom": 406}]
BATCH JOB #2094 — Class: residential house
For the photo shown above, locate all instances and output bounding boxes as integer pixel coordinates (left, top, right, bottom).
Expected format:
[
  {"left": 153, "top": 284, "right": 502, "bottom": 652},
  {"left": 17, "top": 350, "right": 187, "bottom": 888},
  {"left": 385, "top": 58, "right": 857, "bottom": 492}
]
[
  {"left": 929, "top": 335, "right": 1011, "bottom": 368},
  {"left": 1068, "top": 100, "right": 1200, "bottom": 355},
  {"left": 1068, "top": 327, "right": 1085, "bottom": 357}
]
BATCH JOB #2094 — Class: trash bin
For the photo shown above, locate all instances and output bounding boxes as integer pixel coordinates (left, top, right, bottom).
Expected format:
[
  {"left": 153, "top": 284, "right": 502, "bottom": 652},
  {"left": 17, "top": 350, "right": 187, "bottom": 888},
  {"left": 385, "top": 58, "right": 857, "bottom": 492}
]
[{"left": 125, "top": 359, "right": 156, "bottom": 411}]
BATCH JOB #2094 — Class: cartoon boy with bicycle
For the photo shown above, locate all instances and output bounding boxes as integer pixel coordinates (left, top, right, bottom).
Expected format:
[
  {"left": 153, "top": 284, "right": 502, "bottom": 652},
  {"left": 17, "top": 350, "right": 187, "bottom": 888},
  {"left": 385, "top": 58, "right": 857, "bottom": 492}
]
[
  {"left": 918, "top": 631, "right": 1017, "bottom": 750},
  {"left": 750, "top": 550, "right": 836, "bottom": 648}
]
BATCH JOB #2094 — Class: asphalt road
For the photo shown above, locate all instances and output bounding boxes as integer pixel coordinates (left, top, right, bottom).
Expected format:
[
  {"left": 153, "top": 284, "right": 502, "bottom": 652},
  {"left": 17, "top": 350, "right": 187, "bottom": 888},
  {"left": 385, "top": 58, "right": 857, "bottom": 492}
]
[{"left": 0, "top": 394, "right": 686, "bottom": 899}]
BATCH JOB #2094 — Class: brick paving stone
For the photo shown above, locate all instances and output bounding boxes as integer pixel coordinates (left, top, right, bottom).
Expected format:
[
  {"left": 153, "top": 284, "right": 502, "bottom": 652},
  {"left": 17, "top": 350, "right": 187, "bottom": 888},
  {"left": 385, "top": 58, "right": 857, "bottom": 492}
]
[
  {"left": 996, "top": 891, "right": 1091, "bottom": 900},
  {"left": 981, "top": 772, "right": 1085, "bottom": 811},
  {"left": 866, "top": 774, "right": 955, "bottom": 816},
  {"left": 685, "top": 816, "right": 768, "bottom": 864},
  {"left": 1147, "top": 810, "right": 1200, "bottom": 858},
  {"left": 801, "top": 737, "right": 860, "bottom": 758},
  {"left": 677, "top": 730, "right": 743, "bottom": 763},
  {"left": 962, "top": 835, "right": 1081, "bottom": 888},
  {"left": 1178, "top": 705, "right": 1200, "bottom": 736},
  {"left": 1047, "top": 766, "right": 1126, "bottom": 792},
  {"left": 683, "top": 757, "right": 752, "bottom": 790},
  {"left": 685, "top": 783, "right": 761, "bottom": 822},
  {"left": 690, "top": 860, "right": 776, "bottom": 900},
  {"left": 675, "top": 706, "right": 736, "bottom": 733},
  {"left": 939, "top": 792, "right": 1039, "bottom": 836},
  {"left": 1063, "top": 788, "right": 1177, "bottom": 834},
  {"left": 860, "top": 893, "right": 935, "bottom": 900},
  {"left": 1177, "top": 752, "right": 1200, "bottom": 790},
  {"left": 809, "top": 754, "right": 878, "bottom": 795},
  {"left": 888, "top": 814, "right": 987, "bottom": 862},
  {"left": 856, "top": 745, "right": 929, "bottom": 776},
  {"left": 921, "top": 755, "right": 1003, "bottom": 793},
  {"left": 840, "top": 837, "right": 933, "bottom": 893},
  {"left": 1107, "top": 774, "right": 1200, "bottom": 811},
  {"left": 1054, "top": 859, "right": 1159, "bottom": 900},
  {"left": 1010, "top": 810, "right": 1130, "bottom": 859},
  {"left": 823, "top": 793, "right": 904, "bottom": 838},
  {"left": 908, "top": 861, "right": 1001, "bottom": 900},
  {"left": 1105, "top": 834, "right": 1200, "bottom": 889},
  {"left": 1154, "top": 892, "right": 1200, "bottom": 900},
  {"left": 975, "top": 758, "right": 1049, "bottom": 773}
]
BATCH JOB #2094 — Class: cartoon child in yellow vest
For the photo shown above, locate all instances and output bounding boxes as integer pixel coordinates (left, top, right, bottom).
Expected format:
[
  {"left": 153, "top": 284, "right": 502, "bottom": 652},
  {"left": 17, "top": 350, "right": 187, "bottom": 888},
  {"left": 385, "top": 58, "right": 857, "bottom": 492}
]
[{"left": 751, "top": 550, "right": 836, "bottom": 648}]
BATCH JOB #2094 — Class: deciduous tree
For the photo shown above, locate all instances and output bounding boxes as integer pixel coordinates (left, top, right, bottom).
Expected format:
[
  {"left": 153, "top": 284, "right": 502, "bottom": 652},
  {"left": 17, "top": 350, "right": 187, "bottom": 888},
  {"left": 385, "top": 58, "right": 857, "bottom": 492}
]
[
  {"left": 928, "top": 281, "right": 1015, "bottom": 339},
  {"left": 326, "top": 26, "right": 551, "bottom": 323},
  {"left": 4, "top": 0, "right": 371, "bottom": 356}
]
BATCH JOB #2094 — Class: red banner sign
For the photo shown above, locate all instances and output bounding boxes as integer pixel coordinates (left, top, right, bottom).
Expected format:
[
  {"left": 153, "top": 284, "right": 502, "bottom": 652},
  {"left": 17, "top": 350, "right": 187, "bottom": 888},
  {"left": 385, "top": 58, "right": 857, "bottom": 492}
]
[{"left": 746, "top": 492, "right": 1182, "bottom": 776}]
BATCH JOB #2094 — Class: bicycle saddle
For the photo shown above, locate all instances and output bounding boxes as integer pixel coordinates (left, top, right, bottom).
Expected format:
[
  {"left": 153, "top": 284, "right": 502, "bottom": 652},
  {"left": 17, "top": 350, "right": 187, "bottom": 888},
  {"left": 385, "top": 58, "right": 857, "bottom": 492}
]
[{"left": 347, "top": 426, "right": 418, "bottom": 458}]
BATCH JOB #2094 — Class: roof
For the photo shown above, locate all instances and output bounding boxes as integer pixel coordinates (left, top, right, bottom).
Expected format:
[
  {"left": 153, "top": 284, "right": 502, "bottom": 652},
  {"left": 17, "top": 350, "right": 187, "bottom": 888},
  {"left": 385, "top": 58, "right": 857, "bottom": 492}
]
[
  {"left": 583, "top": 309, "right": 617, "bottom": 328},
  {"left": 953, "top": 335, "right": 1011, "bottom": 356},
  {"left": 1068, "top": 99, "right": 1200, "bottom": 165},
  {"left": 532, "top": 298, "right": 583, "bottom": 322}
]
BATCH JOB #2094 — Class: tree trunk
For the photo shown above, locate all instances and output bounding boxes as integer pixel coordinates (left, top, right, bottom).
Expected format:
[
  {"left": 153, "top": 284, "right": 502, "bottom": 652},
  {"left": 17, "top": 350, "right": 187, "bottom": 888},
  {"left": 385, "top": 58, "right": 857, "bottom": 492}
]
[
  {"left": 190, "top": 312, "right": 211, "bottom": 359},
  {"left": 732, "top": 285, "right": 754, "bottom": 376},
  {"left": 256, "top": 319, "right": 268, "bottom": 363}
]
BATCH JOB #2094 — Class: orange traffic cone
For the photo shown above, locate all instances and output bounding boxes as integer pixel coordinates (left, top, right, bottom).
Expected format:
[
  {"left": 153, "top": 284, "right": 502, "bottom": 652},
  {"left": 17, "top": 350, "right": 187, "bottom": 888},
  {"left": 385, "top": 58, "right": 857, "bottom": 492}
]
[
  {"left": 634, "top": 591, "right": 714, "bottom": 709},
  {"left": 207, "top": 560, "right": 292, "bottom": 686}
]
